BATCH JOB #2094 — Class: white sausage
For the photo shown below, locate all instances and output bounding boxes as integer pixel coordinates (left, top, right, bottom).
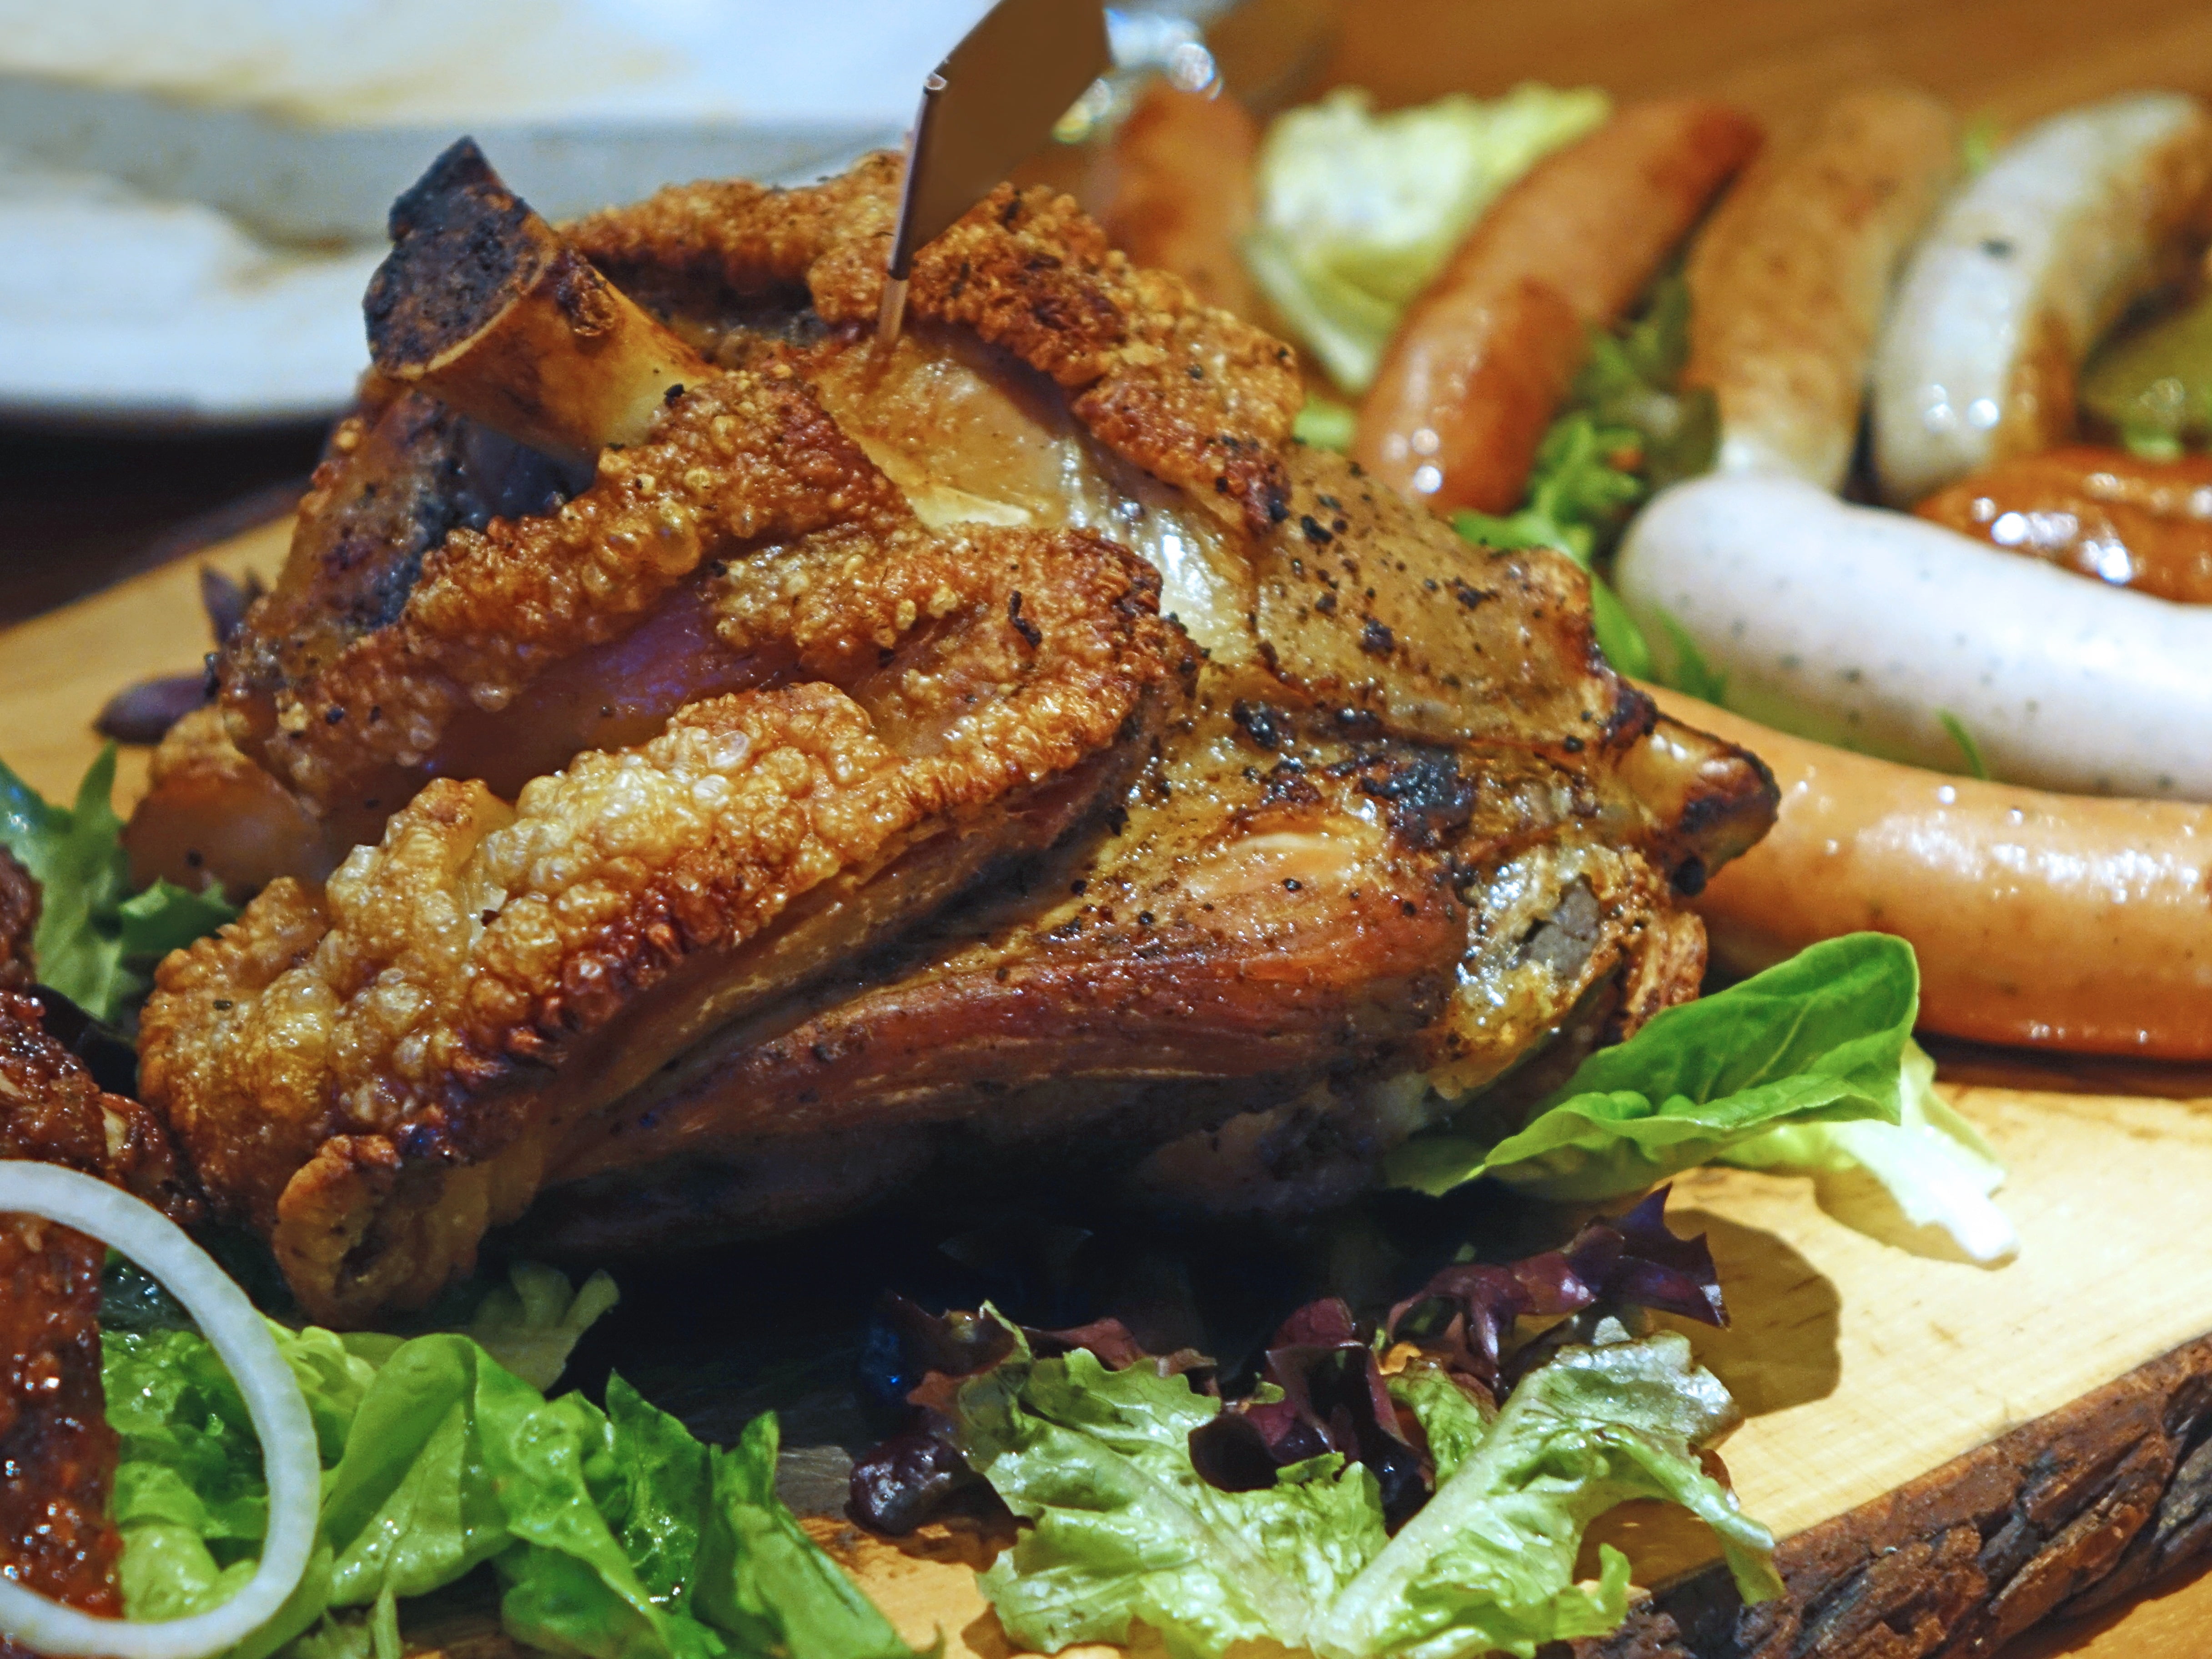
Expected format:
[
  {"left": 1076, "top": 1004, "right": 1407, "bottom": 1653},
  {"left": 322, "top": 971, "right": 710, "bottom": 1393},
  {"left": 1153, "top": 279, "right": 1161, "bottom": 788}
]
[
  {"left": 1870, "top": 92, "right": 2212, "bottom": 507},
  {"left": 1615, "top": 472, "right": 2212, "bottom": 799}
]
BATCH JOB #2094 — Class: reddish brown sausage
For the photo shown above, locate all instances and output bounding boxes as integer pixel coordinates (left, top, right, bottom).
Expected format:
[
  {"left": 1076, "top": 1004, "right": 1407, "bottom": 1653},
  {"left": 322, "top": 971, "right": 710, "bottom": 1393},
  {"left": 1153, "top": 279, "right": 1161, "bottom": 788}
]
[
  {"left": 1648, "top": 685, "right": 2212, "bottom": 1060},
  {"left": 1355, "top": 101, "right": 1762, "bottom": 514},
  {"left": 1915, "top": 445, "right": 2212, "bottom": 604}
]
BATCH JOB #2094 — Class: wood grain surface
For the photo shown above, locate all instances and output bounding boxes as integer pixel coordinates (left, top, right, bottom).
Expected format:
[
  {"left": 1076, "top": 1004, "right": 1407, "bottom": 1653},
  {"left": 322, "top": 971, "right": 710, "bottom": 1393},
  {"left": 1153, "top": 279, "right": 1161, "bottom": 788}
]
[{"left": 28, "top": 545, "right": 2208, "bottom": 1657}]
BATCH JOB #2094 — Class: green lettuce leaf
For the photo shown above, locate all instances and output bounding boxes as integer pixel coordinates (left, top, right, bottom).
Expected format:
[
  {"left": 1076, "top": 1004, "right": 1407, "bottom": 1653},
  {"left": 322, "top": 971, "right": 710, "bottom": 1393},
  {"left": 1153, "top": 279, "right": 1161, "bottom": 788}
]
[
  {"left": 948, "top": 1317, "right": 1775, "bottom": 1659},
  {"left": 464, "top": 1261, "right": 622, "bottom": 1392},
  {"left": 119, "top": 879, "right": 241, "bottom": 959},
  {"left": 955, "top": 1323, "right": 1385, "bottom": 1659},
  {"left": 1721, "top": 1040, "right": 2017, "bottom": 1264},
  {"left": 1385, "top": 1361, "right": 1488, "bottom": 1483},
  {"left": 0, "top": 746, "right": 236, "bottom": 1018},
  {"left": 1292, "top": 393, "right": 1359, "bottom": 452},
  {"left": 694, "top": 1412, "right": 918, "bottom": 1659},
  {"left": 102, "top": 1270, "right": 902, "bottom": 1659},
  {"left": 321, "top": 1334, "right": 524, "bottom": 1605},
  {"left": 1248, "top": 84, "right": 1609, "bottom": 390},
  {"left": 1389, "top": 933, "right": 1920, "bottom": 1199},
  {"left": 1312, "top": 1334, "right": 1780, "bottom": 1659},
  {"left": 0, "top": 746, "right": 135, "bottom": 1016},
  {"left": 492, "top": 1387, "right": 724, "bottom": 1659},
  {"left": 602, "top": 1376, "right": 713, "bottom": 1609}
]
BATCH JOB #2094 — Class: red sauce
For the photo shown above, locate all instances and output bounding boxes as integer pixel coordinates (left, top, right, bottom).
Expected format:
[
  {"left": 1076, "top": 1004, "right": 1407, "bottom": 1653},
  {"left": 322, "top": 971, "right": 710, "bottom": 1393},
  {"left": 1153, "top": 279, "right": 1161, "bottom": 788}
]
[{"left": 0, "top": 1214, "right": 124, "bottom": 1653}]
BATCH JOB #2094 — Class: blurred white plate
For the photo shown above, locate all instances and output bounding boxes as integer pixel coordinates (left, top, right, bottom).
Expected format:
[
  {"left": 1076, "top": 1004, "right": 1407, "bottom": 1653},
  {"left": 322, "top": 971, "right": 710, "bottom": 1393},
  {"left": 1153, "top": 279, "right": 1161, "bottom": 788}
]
[{"left": 0, "top": 0, "right": 995, "bottom": 429}]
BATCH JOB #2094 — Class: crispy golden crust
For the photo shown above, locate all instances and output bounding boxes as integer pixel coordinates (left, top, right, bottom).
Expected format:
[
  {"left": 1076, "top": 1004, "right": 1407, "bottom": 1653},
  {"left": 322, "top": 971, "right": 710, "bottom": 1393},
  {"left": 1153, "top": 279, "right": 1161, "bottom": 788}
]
[
  {"left": 235, "top": 366, "right": 906, "bottom": 819},
  {"left": 144, "top": 524, "right": 1183, "bottom": 1322},
  {"left": 568, "top": 155, "right": 1302, "bottom": 536},
  {"left": 136, "top": 149, "right": 1778, "bottom": 1316}
]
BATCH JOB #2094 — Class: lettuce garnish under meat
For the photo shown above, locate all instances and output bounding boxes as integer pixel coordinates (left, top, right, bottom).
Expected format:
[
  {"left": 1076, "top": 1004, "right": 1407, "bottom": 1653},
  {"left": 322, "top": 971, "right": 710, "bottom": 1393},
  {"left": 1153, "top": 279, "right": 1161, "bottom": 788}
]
[{"left": 1393, "top": 933, "right": 2016, "bottom": 1262}]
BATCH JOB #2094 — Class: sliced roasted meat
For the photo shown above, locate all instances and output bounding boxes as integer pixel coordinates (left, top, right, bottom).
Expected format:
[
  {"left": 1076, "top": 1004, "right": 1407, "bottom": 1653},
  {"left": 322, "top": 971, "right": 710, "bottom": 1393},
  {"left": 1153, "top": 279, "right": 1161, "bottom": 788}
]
[
  {"left": 518, "top": 664, "right": 1748, "bottom": 1255},
  {"left": 135, "top": 148, "right": 1774, "bottom": 1322}
]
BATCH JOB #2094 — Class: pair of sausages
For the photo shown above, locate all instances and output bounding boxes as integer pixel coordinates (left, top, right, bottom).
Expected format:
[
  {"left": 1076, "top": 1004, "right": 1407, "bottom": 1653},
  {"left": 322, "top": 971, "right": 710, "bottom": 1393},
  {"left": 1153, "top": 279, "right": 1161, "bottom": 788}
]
[{"left": 1345, "top": 84, "right": 1970, "bottom": 511}]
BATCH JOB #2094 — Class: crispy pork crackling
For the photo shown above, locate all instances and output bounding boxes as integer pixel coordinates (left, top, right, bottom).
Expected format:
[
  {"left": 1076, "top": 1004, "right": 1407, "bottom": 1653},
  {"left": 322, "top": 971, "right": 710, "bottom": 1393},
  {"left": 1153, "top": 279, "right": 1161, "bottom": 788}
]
[{"left": 133, "top": 143, "right": 1775, "bottom": 1326}]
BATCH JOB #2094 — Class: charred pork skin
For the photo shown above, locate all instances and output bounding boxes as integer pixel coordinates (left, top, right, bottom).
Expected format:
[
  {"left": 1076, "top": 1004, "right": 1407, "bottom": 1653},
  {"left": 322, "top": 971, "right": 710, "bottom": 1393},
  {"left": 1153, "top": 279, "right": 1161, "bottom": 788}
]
[{"left": 137, "top": 144, "right": 1775, "bottom": 1325}]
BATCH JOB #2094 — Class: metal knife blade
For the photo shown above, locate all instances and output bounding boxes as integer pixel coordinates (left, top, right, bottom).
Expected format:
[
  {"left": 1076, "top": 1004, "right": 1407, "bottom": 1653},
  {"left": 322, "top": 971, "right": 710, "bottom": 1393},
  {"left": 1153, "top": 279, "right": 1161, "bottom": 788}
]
[{"left": 879, "top": 0, "right": 1110, "bottom": 337}]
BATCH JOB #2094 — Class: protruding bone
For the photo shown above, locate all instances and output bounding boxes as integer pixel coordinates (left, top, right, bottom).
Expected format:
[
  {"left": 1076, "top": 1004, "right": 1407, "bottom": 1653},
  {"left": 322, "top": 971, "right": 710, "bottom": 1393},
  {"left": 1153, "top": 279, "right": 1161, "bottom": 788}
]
[{"left": 364, "top": 138, "right": 710, "bottom": 461}]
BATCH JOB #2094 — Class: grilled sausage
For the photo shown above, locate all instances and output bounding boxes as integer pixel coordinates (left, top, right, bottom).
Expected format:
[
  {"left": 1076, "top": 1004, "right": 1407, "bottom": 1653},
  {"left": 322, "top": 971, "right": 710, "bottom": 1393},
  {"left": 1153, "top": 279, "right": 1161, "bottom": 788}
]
[
  {"left": 1684, "top": 84, "right": 1958, "bottom": 490},
  {"left": 1915, "top": 445, "right": 2212, "bottom": 604},
  {"left": 1354, "top": 100, "right": 1762, "bottom": 514},
  {"left": 1871, "top": 92, "right": 2212, "bottom": 506},
  {"left": 1649, "top": 685, "right": 2212, "bottom": 1059},
  {"left": 1616, "top": 472, "right": 2212, "bottom": 799}
]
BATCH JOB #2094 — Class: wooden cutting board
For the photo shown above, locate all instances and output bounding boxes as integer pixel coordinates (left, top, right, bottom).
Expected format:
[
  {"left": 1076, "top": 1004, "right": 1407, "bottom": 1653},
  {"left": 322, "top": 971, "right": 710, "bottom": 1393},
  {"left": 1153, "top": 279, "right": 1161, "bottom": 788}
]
[{"left": 8, "top": 537, "right": 2212, "bottom": 1658}]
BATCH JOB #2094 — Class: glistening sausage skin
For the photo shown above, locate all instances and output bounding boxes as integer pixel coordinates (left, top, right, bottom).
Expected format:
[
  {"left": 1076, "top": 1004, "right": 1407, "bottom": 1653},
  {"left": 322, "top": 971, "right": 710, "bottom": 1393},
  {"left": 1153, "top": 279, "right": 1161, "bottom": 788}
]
[{"left": 1648, "top": 686, "right": 2212, "bottom": 1059}]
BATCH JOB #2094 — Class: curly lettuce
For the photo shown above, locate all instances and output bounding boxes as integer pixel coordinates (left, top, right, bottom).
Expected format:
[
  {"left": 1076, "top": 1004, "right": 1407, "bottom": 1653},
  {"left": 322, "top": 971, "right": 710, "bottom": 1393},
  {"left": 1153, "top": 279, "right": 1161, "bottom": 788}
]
[
  {"left": 940, "top": 1318, "right": 1775, "bottom": 1659},
  {"left": 1247, "top": 84, "right": 1609, "bottom": 391}
]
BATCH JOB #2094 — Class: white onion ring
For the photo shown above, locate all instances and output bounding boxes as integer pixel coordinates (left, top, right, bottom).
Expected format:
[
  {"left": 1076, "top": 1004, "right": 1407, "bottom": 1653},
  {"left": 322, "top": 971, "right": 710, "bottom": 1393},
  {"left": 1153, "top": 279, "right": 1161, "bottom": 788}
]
[{"left": 0, "top": 1161, "right": 318, "bottom": 1659}]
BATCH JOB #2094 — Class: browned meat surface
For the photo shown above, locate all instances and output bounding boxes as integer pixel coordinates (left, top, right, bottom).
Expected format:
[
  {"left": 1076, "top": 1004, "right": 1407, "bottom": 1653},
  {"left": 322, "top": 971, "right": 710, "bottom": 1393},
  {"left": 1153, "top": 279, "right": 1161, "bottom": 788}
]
[
  {"left": 136, "top": 149, "right": 1774, "bottom": 1324},
  {"left": 146, "top": 516, "right": 1184, "bottom": 1321},
  {"left": 124, "top": 706, "right": 341, "bottom": 900},
  {"left": 0, "top": 981, "right": 202, "bottom": 1652}
]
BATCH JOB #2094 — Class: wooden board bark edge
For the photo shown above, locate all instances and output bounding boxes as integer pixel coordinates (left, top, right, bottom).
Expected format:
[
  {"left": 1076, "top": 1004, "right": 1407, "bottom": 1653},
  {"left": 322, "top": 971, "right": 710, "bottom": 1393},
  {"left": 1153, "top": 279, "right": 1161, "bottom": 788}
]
[{"left": 1584, "top": 1332, "right": 2212, "bottom": 1659}]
